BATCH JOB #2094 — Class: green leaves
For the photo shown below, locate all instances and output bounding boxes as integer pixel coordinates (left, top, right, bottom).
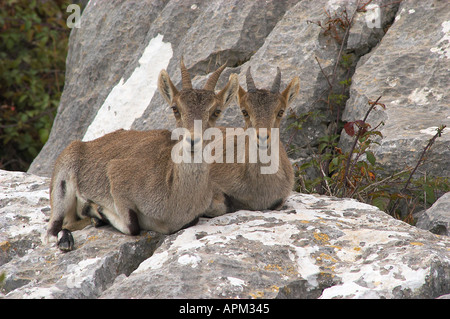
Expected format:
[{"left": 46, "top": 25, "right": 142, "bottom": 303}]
[
  {"left": 365, "top": 151, "right": 375, "bottom": 166},
  {"left": 0, "top": 0, "right": 71, "bottom": 171}
]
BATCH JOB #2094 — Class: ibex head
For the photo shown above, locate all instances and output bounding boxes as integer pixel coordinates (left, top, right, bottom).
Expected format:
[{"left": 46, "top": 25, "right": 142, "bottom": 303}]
[
  {"left": 158, "top": 58, "right": 238, "bottom": 152},
  {"left": 238, "top": 67, "right": 300, "bottom": 148}
]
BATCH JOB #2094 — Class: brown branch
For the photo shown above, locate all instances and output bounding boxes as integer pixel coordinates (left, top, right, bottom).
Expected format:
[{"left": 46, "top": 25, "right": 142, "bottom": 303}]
[
  {"left": 343, "top": 96, "right": 382, "bottom": 188},
  {"left": 315, "top": 56, "right": 333, "bottom": 89}
]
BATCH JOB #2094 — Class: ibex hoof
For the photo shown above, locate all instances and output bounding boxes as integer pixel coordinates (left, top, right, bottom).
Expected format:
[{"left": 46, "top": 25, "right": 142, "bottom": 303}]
[{"left": 57, "top": 229, "right": 74, "bottom": 252}]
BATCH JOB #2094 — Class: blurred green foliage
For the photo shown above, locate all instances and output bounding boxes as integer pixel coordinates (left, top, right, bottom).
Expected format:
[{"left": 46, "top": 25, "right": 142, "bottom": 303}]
[{"left": 0, "top": 0, "right": 71, "bottom": 171}]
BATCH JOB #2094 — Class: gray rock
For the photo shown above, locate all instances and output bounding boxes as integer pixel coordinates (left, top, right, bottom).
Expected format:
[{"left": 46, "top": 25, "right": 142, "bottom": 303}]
[
  {"left": 0, "top": 170, "right": 164, "bottom": 298},
  {"left": 416, "top": 192, "right": 450, "bottom": 236},
  {"left": 341, "top": 0, "right": 450, "bottom": 177},
  {"left": 235, "top": 0, "right": 399, "bottom": 154},
  {"left": 29, "top": 0, "right": 171, "bottom": 177},
  {"left": 100, "top": 193, "right": 450, "bottom": 299},
  {"left": 0, "top": 170, "right": 50, "bottom": 267},
  {"left": 346, "top": 0, "right": 400, "bottom": 57},
  {"left": 28, "top": 0, "right": 296, "bottom": 177},
  {"left": 2, "top": 169, "right": 449, "bottom": 299},
  {"left": 28, "top": 0, "right": 404, "bottom": 177}
]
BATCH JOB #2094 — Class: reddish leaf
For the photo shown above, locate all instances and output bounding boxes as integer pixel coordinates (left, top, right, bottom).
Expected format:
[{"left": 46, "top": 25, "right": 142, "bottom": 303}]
[{"left": 344, "top": 122, "right": 355, "bottom": 136}]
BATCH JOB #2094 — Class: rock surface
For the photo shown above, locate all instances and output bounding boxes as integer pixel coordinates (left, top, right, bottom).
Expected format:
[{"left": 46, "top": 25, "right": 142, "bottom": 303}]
[
  {"left": 1, "top": 170, "right": 449, "bottom": 299},
  {"left": 0, "top": 170, "right": 164, "bottom": 298},
  {"left": 416, "top": 192, "right": 450, "bottom": 237},
  {"left": 29, "top": 0, "right": 297, "bottom": 176},
  {"left": 341, "top": 0, "right": 450, "bottom": 177},
  {"left": 28, "top": 0, "right": 448, "bottom": 180},
  {"left": 9, "top": 0, "right": 450, "bottom": 300},
  {"left": 100, "top": 194, "right": 450, "bottom": 299}
]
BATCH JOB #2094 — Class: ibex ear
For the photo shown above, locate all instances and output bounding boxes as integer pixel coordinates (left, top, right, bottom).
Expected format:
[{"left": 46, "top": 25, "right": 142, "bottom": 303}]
[
  {"left": 217, "top": 73, "right": 239, "bottom": 109},
  {"left": 158, "top": 69, "right": 178, "bottom": 104},
  {"left": 281, "top": 76, "right": 300, "bottom": 106},
  {"left": 237, "top": 85, "right": 246, "bottom": 104}
]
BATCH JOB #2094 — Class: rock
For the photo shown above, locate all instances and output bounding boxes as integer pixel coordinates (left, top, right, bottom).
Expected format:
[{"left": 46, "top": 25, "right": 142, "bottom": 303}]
[
  {"left": 29, "top": 0, "right": 172, "bottom": 177},
  {"left": 99, "top": 194, "right": 450, "bottom": 299},
  {"left": 235, "top": 0, "right": 399, "bottom": 153},
  {"left": 0, "top": 170, "right": 164, "bottom": 298},
  {"left": 416, "top": 192, "right": 450, "bottom": 236},
  {"left": 1, "top": 169, "right": 449, "bottom": 299},
  {"left": 28, "top": 0, "right": 448, "bottom": 182},
  {"left": 29, "top": 0, "right": 405, "bottom": 178},
  {"left": 341, "top": 0, "right": 450, "bottom": 177},
  {"left": 28, "top": 0, "right": 297, "bottom": 177},
  {"left": 0, "top": 170, "right": 50, "bottom": 267},
  {"left": 10, "top": 0, "right": 449, "bottom": 299}
]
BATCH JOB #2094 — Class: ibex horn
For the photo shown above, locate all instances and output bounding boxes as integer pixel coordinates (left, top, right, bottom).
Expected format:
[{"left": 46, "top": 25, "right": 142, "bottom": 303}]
[
  {"left": 180, "top": 56, "right": 193, "bottom": 90},
  {"left": 246, "top": 67, "right": 257, "bottom": 92},
  {"left": 271, "top": 67, "right": 281, "bottom": 93},
  {"left": 204, "top": 62, "right": 227, "bottom": 91}
]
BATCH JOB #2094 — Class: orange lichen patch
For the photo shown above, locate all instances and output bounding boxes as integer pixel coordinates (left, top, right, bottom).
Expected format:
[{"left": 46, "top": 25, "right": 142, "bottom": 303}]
[
  {"left": 410, "top": 242, "right": 424, "bottom": 246},
  {"left": 264, "top": 264, "right": 283, "bottom": 272},
  {"left": 314, "top": 232, "right": 329, "bottom": 243},
  {"left": 0, "top": 241, "right": 11, "bottom": 252},
  {"left": 263, "top": 264, "right": 298, "bottom": 276},
  {"left": 86, "top": 235, "right": 99, "bottom": 242},
  {"left": 249, "top": 291, "right": 264, "bottom": 298},
  {"left": 270, "top": 285, "right": 280, "bottom": 292},
  {"left": 145, "top": 234, "right": 154, "bottom": 243}
]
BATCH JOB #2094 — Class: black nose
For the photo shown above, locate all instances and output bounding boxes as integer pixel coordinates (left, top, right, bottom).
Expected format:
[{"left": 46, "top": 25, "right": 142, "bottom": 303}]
[
  {"left": 257, "top": 134, "right": 269, "bottom": 141},
  {"left": 186, "top": 136, "right": 201, "bottom": 148}
]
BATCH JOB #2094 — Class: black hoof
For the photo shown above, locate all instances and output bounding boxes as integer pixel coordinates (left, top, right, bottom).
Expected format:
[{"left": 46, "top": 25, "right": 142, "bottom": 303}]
[{"left": 57, "top": 229, "right": 74, "bottom": 252}]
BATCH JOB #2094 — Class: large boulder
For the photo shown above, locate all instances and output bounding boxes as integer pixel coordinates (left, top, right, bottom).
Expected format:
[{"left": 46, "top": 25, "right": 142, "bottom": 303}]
[
  {"left": 0, "top": 170, "right": 164, "bottom": 298},
  {"left": 29, "top": 0, "right": 412, "bottom": 178},
  {"left": 100, "top": 194, "right": 450, "bottom": 299},
  {"left": 28, "top": 0, "right": 297, "bottom": 177},
  {"left": 340, "top": 0, "right": 450, "bottom": 177},
  {"left": 1, "top": 170, "right": 449, "bottom": 299}
]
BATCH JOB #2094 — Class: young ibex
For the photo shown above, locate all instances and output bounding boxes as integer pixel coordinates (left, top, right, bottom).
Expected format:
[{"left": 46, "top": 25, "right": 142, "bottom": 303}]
[
  {"left": 46, "top": 59, "right": 239, "bottom": 250},
  {"left": 205, "top": 67, "right": 299, "bottom": 216}
]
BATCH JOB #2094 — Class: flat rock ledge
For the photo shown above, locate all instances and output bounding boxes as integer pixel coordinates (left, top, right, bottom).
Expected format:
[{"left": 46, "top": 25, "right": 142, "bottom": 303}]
[{"left": 1, "top": 170, "right": 449, "bottom": 299}]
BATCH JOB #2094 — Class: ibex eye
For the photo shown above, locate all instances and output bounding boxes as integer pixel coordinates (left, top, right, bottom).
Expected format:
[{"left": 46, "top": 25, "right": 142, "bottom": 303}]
[
  {"left": 214, "top": 110, "right": 221, "bottom": 117},
  {"left": 171, "top": 106, "right": 179, "bottom": 114},
  {"left": 241, "top": 110, "right": 249, "bottom": 117},
  {"left": 277, "top": 110, "right": 284, "bottom": 117}
]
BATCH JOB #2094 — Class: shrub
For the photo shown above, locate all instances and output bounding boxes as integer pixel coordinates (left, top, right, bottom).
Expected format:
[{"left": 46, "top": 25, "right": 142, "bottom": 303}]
[
  {"left": 0, "top": 0, "right": 71, "bottom": 171},
  {"left": 288, "top": 5, "right": 449, "bottom": 224}
]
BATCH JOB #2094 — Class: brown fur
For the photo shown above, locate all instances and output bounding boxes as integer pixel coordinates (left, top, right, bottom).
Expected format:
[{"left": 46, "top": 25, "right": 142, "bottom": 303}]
[{"left": 205, "top": 68, "right": 300, "bottom": 216}]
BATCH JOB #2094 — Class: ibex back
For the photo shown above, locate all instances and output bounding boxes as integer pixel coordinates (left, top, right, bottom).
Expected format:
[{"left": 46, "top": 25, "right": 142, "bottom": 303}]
[{"left": 46, "top": 59, "right": 238, "bottom": 250}]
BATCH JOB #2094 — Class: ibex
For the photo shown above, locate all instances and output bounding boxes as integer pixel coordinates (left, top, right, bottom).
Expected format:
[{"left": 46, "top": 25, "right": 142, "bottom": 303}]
[
  {"left": 205, "top": 67, "right": 299, "bottom": 216},
  {"left": 46, "top": 59, "right": 239, "bottom": 250}
]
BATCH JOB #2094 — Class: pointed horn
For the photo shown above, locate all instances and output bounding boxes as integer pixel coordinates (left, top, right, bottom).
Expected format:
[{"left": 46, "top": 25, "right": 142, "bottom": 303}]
[
  {"left": 204, "top": 62, "right": 227, "bottom": 91},
  {"left": 180, "top": 56, "right": 192, "bottom": 89},
  {"left": 271, "top": 67, "right": 281, "bottom": 93},
  {"left": 246, "top": 67, "right": 257, "bottom": 92}
]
